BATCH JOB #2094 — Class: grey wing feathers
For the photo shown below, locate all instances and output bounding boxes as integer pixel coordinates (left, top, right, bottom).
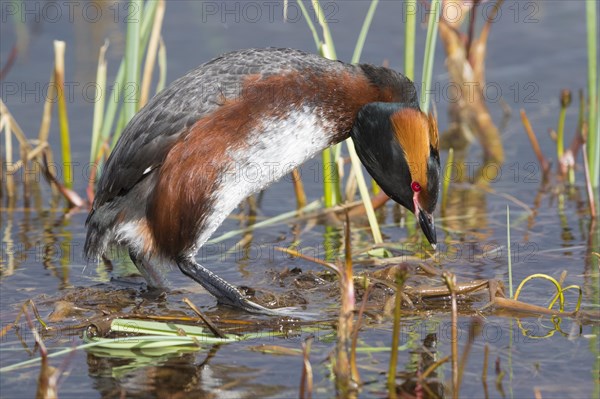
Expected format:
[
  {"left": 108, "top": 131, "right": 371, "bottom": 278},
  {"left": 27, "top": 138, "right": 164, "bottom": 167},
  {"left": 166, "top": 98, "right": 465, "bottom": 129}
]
[{"left": 92, "top": 48, "right": 349, "bottom": 210}]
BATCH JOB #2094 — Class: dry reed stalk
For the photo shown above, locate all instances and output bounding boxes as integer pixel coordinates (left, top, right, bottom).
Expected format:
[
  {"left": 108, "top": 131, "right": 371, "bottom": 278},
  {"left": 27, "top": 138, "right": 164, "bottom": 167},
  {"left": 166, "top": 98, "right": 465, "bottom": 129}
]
[
  {"left": 520, "top": 109, "right": 551, "bottom": 174},
  {"left": 438, "top": 0, "right": 504, "bottom": 164},
  {"left": 299, "top": 336, "right": 314, "bottom": 399},
  {"left": 291, "top": 168, "right": 307, "bottom": 209},
  {"left": 139, "top": 0, "right": 166, "bottom": 108},
  {"left": 442, "top": 272, "right": 459, "bottom": 399}
]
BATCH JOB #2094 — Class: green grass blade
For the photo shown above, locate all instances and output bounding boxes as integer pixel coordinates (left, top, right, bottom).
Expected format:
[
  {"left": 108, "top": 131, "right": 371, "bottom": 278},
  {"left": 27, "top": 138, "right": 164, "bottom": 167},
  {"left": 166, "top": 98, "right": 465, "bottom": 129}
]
[
  {"left": 419, "top": 0, "right": 441, "bottom": 112},
  {"left": 99, "top": 1, "right": 157, "bottom": 153},
  {"left": 99, "top": 62, "right": 124, "bottom": 149},
  {"left": 110, "top": 319, "right": 239, "bottom": 342},
  {"left": 297, "top": 0, "right": 322, "bottom": 50},
  {"left": 207, "top": 200, "right": 321, "bottom": 245},
  {"left": 507, "top": 205, "right": 513, "bottom": 298},
  {"left": 322, "top": 147, "right": 336, "bottom": 207},
  {"left": 311, "top": 0, "right": 337, "bottom": 59},
  {"left": 138, "top": 0, "right": 159, "bottom": 67},
  {"left": 404, "top": 0, "right": 417, "bottom": 80},
  {"left": 306, "top": 0, "right": 340, "bottom": 206},
  {"left": 156, "top": 37, "right": 167, "bottom": 94},
  {"left": 557, "top": 103, "right": 567, "bottom": 160},
  {"left": 441, "top": 148, "right": 454, "bottom": 214},
  {"left": 139, "top": 0, "right": 164, "bottom": 107},
  {"left": 351, "top": 0, "right": 379, "bottom": 64},
  {"left": 586, "top": 0, "right": 598, "bottom": 188},
  {"left": 0, "top": 341, "right": 108, "bottom": 372},
  {"left": 347, "top": 139, "right": 383, "bottom": 243},
  {"left": 124, "top": 0, "right": 142, "bottom": 125},
  {"left": 113, "top": 106, "right": 128, "bottom": 149},
  {"left": 90, "top": 40, "right": 108, "bottom": 163},
  {"left": 53, "top": 40, "right": 73, "bottom": 188}
]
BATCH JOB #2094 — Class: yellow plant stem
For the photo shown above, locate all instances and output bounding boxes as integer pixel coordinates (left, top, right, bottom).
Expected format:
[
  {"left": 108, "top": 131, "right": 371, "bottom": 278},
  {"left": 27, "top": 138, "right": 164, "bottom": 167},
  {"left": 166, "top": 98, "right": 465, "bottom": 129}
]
[{"left": 53, "top": 41, "right": 72, "bottom": 189}]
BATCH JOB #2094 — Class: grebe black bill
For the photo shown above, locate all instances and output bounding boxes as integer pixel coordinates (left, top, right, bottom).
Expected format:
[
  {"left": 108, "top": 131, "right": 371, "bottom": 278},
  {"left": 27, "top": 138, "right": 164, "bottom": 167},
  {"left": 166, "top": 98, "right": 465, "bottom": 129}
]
[{"left": 84, "top": 48, "right": 440, "bottom": 314}]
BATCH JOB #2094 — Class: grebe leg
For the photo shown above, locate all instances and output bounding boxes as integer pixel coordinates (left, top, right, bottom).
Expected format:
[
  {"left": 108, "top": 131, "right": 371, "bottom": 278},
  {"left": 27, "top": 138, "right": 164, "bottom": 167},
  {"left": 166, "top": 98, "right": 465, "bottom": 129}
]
[
  {"left": 129, "top": 249, "right": 168, "bottom": 288},
  {"left": 176, "top": 257, "right": 276, "bottom": 315}
]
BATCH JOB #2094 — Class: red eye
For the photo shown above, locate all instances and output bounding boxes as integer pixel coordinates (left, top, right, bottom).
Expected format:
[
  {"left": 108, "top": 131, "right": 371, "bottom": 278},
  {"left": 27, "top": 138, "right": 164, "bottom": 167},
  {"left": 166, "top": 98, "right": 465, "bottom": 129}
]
[{"left": 411, "top": 181, "right": 422, "bottom": 192}]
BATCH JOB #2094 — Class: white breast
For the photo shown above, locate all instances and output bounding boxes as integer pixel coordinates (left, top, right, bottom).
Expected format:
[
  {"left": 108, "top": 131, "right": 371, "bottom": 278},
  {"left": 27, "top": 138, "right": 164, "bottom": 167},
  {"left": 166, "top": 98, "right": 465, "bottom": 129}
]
[{"left": 190, "top": 106, "right": 332, "bottom": 253}]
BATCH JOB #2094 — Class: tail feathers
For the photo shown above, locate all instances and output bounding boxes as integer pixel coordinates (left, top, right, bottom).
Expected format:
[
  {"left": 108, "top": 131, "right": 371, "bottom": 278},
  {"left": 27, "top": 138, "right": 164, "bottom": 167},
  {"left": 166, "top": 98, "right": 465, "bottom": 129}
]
[
  {"left": 84, "top": 220, "right": 110, "bottom": 260},
  {"left": 84, "top": 203, "right": 121, "bottom": 260},
  {"left": 83, "top": 226, "right": 106, "bottom": 260}
]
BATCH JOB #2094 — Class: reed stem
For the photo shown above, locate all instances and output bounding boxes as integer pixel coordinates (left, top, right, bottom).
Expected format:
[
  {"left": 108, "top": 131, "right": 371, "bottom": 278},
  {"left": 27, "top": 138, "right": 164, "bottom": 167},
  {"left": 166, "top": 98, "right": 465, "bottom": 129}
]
[
  {"left": 124, "top": 0, "right": 142, "bottom": 124},
  {"left": 420, "top": 0, "right": 441, "bottom": 112},
  {"left": 387, "top": 267, "right": 408, "bottom": 398},
  {"left": 404, "top": 0, "right": 416, "bottom": 80},
  {"left": 90, "top": 41, "right": 108, "bottom": 164},
  {"left": 586, "top": 0, "right": 598, "bottom": 188},
  {"left": 557, "top": 89, "right": 571, "bottom": 176},
  {"left": 53, "top": 40, "right": 73, "bottom": 189},
  {"left": 139, "top": 0, "right": 165, "bottom": 108},
  {"left": 311, "top": 0, "right": 337, "bottom": 59},
  {"left": 507, "top": 205, "right": 513, "bottom": 298},
  {"left": 351, "top": 0, "right": 379, "bottom": 64}
]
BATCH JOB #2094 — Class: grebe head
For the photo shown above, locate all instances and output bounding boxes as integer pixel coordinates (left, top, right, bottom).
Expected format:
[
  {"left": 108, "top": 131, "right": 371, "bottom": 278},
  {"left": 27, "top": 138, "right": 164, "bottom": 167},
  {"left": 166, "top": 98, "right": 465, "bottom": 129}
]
[{"left": 350, "top": 102, "right": 440, "bottom": 248}]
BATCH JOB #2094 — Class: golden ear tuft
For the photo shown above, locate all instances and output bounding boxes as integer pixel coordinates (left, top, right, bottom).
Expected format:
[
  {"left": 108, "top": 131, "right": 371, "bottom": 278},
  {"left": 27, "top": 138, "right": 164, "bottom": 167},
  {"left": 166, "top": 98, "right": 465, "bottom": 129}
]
[
  {"left": 427, "top": 112, "right": 439, "bottom": 150},
  {"left": 391, "top": 108, "right": 431, "bottom": 194}
]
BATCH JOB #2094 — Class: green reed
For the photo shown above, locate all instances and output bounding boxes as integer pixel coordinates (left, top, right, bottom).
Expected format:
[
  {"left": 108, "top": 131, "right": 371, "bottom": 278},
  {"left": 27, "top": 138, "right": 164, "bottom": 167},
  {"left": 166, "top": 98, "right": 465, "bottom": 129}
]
[
  {"left": 90, "top": 0, "right": 163, "bottom": 166},
  {"left": 53, "top": 41, "right": 73, "bottom": 189},
  {"left": 404, "top": 0, "right": 416, "bottom": 80},
  {"left": 586, "top": 0, "right": 598, "bottom": 189},
  {"left": 90, "top": 41, "right": 108, "bottom": 164},
  {"left": 420, "top": 0, "right": 441, "bottom": 112},
  {"left": 124, "top": 0, "right": 142, "bottom": 125}
]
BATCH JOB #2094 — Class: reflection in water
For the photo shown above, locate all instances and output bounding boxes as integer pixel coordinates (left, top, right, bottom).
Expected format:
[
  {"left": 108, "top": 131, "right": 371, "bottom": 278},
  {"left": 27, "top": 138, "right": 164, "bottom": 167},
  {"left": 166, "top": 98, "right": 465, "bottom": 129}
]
[
  {"left": 441, "top": 181, "right": 489, "bottom": 242},
  {"left": 397, "top": 333, "right": 445, "bottom": 398},
  {"left": 1, "top": 201, "right": 75, "bottom": 289},
  {"left": 2, "top": 208, "right": 16, "bottom": 276},
  {"left": 87, "top": 346, "right": 285, "bottom": 398},
  {"left": 233, "top": 196, "right": 259, "bottom": 280},
  {"left": 323, "top": 225, "right": 342, "bottom": 262}
]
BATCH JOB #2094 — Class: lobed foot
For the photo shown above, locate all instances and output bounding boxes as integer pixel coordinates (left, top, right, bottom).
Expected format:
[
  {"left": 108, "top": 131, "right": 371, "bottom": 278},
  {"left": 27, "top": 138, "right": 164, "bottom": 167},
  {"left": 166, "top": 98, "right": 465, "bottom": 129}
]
[{"left": 177, "top": 257, "right": 287, "bottom": 316}]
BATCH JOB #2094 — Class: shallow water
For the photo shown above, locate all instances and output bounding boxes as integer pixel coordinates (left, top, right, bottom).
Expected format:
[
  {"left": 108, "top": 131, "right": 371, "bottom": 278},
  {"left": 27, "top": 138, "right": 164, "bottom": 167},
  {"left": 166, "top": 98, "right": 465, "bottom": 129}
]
[{"left": 1, "top": 1, "right": 598, "bottom": 398}]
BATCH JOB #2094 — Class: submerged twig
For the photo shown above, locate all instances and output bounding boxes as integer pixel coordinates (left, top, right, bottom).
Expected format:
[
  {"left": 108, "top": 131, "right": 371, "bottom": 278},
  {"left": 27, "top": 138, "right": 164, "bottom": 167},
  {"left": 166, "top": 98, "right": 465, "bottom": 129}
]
[
  {"left": 291, "top": 168, "right": 307, "bottom": 209},
  {"left": 442, "top": 272, "right": 459, "bottom": 399},
  {"left": 41, "top": 154, "right": 85, "bottom": 208},
  {"left": 0, "top": 43, "right": 18, "bottom": 80},
  {"left": 350, "top": 283, "right": 373, "bottom": 386},
  {"left": 26, "top": 311, "right": 59, "bottom": 399},
  {"left": 482, "top": 344, "right": 489, "bottom": 398},
  {"left": 299, "top": 335, "right": 314, "bottom": 399},
  {"left": 387, "top": 265, "right": 408, "bottom": 399},
  {"left": 334, "top": 214, "right": 357, "bottom": 396},
  {"left": 274, "top": 246, "right": 339, "bottom": 274},
  {"left": 458, "top": 318, "right": 483, "bottom": 391},
  {"left": 520, "top": 109, "right": 551, "bottom": 175},
  {"left": 419, "top": 355, "right": 450, "bottom": 381},
  {"left": 182, "top": 297, "right": 226, "bottom": 339}
]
